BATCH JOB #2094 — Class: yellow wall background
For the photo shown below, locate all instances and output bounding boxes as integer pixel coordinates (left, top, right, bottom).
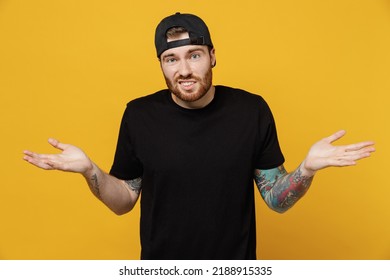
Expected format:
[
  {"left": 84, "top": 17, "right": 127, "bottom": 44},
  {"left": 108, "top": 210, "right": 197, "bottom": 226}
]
[{"left": 1, "top": 0, "right": 389, "bottom": 259}]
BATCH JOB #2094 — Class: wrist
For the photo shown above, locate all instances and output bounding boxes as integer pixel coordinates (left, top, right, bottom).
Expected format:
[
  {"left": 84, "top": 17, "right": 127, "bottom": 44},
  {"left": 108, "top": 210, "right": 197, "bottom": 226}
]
[
  {"left": 300, "top": 160, "right": 317, "bottom": 177},
  {"left": 82, "top": 160, "right": 95, "bottom": 178}
]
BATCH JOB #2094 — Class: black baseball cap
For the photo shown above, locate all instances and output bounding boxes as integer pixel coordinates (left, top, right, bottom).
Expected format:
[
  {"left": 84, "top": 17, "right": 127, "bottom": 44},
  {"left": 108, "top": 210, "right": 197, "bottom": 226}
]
[{"left": 154, "top": 12, "right": 214, "bottom": 58}]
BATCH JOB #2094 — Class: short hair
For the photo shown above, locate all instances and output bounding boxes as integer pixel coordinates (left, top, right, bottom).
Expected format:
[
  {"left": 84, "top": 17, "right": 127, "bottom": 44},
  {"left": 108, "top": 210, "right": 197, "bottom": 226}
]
[{"left": 166, "top": 26, "right": 188, "bottom": 40}]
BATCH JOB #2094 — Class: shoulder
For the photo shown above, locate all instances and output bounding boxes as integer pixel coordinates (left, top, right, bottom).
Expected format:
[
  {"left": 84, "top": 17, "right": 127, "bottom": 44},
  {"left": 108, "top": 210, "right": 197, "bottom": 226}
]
[
  {"left": 126, "top": 89, "right": 169, "bottom": 109},
  {"left": 216, "top": 85, "right": 270, "bottom": 110},
  {"left": 120, "top": 89, "right": 170, "bottom": 122}
]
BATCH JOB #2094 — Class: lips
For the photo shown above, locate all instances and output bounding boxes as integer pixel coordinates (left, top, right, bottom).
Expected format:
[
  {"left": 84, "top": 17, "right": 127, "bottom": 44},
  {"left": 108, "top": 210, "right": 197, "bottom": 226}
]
[
  {"left": 181, "top": 81, "right": 194, "bottom": 86},
  {"left": 178, "top": 80, "right": 196, "bottom": 90}
]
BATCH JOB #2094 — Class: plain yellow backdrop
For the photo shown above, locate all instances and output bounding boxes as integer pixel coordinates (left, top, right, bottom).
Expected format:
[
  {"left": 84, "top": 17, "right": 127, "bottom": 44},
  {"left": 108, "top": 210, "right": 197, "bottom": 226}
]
[{"left": 1, "top": 0, "right": 389, "bottom": 259}]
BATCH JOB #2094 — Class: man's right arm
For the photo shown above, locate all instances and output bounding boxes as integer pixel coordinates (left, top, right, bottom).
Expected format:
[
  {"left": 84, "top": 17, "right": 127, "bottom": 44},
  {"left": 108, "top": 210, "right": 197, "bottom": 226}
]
[
  {"left": 23, "top": 138, "right": 140, "bottom": 215},
  {"left": 83, "top": 162, "right": 141, "bottom": 215}
]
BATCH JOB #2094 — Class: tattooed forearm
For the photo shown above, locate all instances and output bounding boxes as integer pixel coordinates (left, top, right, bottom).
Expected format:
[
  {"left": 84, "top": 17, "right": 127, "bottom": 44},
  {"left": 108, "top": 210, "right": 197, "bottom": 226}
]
[
  {"left": 254, "top": 165, "right": 314, "bottom": 213},
  {"left": 276, "top": 167, "right": 313, "bottom": 210},
  {"left": 125, "top": 177, "right": 142, "bottom": 194},
  {"left": 254, "top": 165, "right": 287, "bottom": 198},
  {"left": 90, "top": 173, "right": 101, "bottom": 199}
]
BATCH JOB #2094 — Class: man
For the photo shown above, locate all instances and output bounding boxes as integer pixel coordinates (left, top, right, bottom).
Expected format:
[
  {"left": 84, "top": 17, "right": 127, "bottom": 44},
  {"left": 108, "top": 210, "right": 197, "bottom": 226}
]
[{"left": 23, "top": 13, "right": 375, "bottom": 259}]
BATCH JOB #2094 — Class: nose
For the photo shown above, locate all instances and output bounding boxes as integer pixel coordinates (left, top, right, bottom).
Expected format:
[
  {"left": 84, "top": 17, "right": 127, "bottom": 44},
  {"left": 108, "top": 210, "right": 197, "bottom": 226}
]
[{"left": 178, "top": 60, "right": 192, "bottom": 78}]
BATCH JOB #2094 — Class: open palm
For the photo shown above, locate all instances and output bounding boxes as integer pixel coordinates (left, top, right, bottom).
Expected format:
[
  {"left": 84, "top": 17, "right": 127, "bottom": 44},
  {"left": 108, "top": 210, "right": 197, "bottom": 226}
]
[
  {"left": 23, "top": 138, "right": 92, "bottom": 174},
  {"left": 304, "top": 130, "right": 375, "bottom": 173}
]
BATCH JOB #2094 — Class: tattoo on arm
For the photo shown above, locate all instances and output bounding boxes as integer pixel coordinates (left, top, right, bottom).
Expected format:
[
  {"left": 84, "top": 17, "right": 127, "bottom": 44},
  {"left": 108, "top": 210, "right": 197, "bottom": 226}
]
[
  {"left": 124, "top": 177, "right": 142, "bottom": 194},
  {"left": 254, "top": 165, "right": 314, "bottom": 213},
  {"left": 90, "top": 173, "right": 101, "bottom": 199}
]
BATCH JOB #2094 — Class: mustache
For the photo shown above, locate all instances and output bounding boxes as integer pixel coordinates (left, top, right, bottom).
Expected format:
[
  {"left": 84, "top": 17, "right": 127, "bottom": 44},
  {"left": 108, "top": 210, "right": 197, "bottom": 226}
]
[{"left": 175, "top": 74, "right": 200, "bottom": 82}]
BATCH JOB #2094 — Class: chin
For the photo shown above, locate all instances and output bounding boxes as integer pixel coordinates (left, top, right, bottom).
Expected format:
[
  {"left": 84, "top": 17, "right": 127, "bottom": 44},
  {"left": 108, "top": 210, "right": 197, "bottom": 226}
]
[{"left": 173, "top": 89, "right": 207, "bottom": 102}]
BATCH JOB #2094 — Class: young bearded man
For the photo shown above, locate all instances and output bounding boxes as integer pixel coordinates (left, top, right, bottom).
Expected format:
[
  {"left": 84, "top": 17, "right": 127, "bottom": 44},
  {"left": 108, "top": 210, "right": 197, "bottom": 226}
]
[{"left": 23, "top": 13, "right": 375, "bottom": 259}]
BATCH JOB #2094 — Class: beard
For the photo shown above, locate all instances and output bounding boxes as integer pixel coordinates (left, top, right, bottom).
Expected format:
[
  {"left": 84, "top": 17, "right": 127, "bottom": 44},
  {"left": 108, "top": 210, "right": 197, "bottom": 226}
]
[{"left": 164, "top": 67, "right": 213, "bottom": 103}]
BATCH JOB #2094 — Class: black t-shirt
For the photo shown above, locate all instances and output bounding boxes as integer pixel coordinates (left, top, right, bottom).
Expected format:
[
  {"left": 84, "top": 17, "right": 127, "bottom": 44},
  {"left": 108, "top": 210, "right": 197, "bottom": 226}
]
[{"left": 110, "top": 86, "right": 285, "bottom": 259}]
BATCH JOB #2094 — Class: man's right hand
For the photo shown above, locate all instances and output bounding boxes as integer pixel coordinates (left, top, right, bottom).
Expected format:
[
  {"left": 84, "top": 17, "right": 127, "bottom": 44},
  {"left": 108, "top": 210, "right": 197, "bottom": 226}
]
[
  {"left": 24, "top": 138, "right": 139, "bottom": 215},
  {"left": 23, "top": 138, "right": 93, "bottom": 175}
]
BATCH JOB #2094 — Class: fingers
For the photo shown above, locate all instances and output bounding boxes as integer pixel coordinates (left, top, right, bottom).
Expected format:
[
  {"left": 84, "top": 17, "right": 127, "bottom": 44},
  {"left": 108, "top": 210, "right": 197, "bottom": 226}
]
[
  {"left": 330, "top": 145, "right": 375, "bottom": 167},
  {"left": 325, "top": 130, "right": 346, "bottom": 144},
  {"left": 23, "top": 138, "right": 64, "bottom": 170},
  {"left": 23, "top": 138, "right": 67, "bottom": 169},
  {"left": 48, "top": 138, "right": 68, "bottom": 151},
  {"left": 23, "top": 150, "right": 56, "bottom": 161},
  {"left": 343, "top": 151, "right": 371, "bottom": 163},
  {"left": 23, "top": 150, "right": 56, "bottom": 170},
  {"left": 23, "top": 151, "right": 68, "bottom": 171},
  {"left": 328, "top": 158, "right": 357, "bottom": 167},
  {"left": 307, "top": 131, "right": 375, "bottom": 171},
  {"left": 345, "top": 141, "right": 375, "bottom": 152},
  {"left": 325, "top": 130, "right": 375, "bottom": 155},
  {"left": 340, "top": 141, "right": 375, "bottom": 161}
]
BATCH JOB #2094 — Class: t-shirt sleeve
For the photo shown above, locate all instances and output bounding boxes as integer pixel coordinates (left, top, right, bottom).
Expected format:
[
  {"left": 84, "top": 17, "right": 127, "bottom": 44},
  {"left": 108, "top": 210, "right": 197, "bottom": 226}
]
[
  {"left": 109, "top": 105, "right": 143, "bottom": 180},
  {"left": 254, "top": 98, "right": 285, "bottom": 170}
]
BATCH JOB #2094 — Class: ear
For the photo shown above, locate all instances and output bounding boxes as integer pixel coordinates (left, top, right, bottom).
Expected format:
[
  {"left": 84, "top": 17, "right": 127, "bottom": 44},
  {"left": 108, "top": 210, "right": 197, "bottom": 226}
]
[{"left": 210, "top": 48, "right": 216, "bottom": 67}]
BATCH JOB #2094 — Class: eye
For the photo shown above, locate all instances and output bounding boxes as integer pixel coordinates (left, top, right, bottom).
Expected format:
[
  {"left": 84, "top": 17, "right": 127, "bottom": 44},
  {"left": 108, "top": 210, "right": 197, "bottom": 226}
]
[
  {"left": 166, "top": 57, "right": 177, "bottom": 64},
  {"left": 190, "top": 53, "right": 201, "bottom": 60}
]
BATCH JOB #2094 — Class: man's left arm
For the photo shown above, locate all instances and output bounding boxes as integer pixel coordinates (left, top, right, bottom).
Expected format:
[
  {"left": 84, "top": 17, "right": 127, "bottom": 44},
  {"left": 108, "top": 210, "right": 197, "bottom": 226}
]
[{"left": 254, "top": 130, "right": 375, "bottom": 213}]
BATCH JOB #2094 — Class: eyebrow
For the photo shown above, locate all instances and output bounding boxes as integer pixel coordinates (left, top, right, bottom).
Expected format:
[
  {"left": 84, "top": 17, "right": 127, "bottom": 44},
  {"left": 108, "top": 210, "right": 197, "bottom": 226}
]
[
  {"left": 161, "top": 47, "right": 206, "bottom": 60},
  {"left": 161, "top": 53, "right": 175, "bottom": 60}
]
